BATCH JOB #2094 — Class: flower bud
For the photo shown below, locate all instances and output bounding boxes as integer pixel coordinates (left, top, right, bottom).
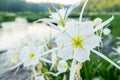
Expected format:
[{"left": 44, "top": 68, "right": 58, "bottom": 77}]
[
  {"left": 93, "top": 18, "right": 102, "bottom": 27},
  {"left": 57, "top": 60, "right": 68, "bottom": 72},
  {"left": 103, "top": 28, "right": 111, "bottom": 35}
]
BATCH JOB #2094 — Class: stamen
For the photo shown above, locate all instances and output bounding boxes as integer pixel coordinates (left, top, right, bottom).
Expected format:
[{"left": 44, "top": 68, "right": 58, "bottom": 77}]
[
  {"left": 59, "top": 4, "right": 63, "bottom": 9},
  {"left": 61, "top": 44, "right": 64, "bottom": 49},
  {"left": 52, "top": 4, "right": 58, "bottom": 11},
  {"left": 48, "top": 7, "right": 52, "bottom": 14}
]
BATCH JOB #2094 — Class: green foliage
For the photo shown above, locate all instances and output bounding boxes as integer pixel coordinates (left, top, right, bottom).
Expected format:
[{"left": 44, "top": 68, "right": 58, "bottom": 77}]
[
  {"left": 0, "top": 0, "right": 120, "bottom": 13},
  {"left": 81, "top": 53, "right": 120, "bottom": 80},
  {"left": 86, "top": 0, "right": 120, "bottom": 12}
]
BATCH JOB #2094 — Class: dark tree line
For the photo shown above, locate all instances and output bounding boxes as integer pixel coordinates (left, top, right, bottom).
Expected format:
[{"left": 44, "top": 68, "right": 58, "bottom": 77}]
[
  {"left": 0, "top": 0, "right": 120, "bottom": 13},
  {"left": 0, "top": 0, "right": 63, "bottom": 13}
]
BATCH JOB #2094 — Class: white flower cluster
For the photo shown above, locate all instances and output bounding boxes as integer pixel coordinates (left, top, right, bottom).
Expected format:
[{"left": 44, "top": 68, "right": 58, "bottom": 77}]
[{"left": 0, "top": 0, "right": 120, "bottom": 80}]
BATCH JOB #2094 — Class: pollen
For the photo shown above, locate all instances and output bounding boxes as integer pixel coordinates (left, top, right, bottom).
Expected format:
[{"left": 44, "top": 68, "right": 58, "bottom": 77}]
[
  {"left": 29, "top": 52, "right": 35, "bottom": 59},
  {"left": 71, "top": 36, "right": 83, "bottom": 48},
  {"left": 48, "top": 7, "right": 52, "bottom": 14},
  {"left": 59, "top": 4, "right": 63, "bottom": 9}
]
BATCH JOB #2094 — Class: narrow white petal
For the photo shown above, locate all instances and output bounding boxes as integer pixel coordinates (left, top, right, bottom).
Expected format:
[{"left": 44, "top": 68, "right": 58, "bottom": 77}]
[
  {"left": 79, "top": 0, "right": 88, "bottom": 22},
  {"left": 34, "top": 18, "right": 54, "bottom": 23},
  {"left": 94, "top": 16, "right": 114, "bottom": 32},
  {"left": 8, "top": 61, "right": 23, "bottom": 70},
  {"left": 36, "top": 47, "right": 60, "bottom": 58},
  {"left": 39, "top": 58, "right": 52, "bottom": 64},
  {"left": 65, "top": 2, "right": 81, "bottom": 20},
  {"left": 50, "top": 52, "right": 57, "bottom": 70},
  {"left": 47, "top": 72, "right": 61, "bottom": 76},
  {"left": 35, "top": 18, "right": 61, "bottom": 31},
  {"left": 33, "top": 66, "right": 38, "bottom": 80},
  {"left": 92, "top": 49, "right": 120, "bottom": 70},
  {"left": 70, "top": 59, "right": 77, "bottom": 80}
]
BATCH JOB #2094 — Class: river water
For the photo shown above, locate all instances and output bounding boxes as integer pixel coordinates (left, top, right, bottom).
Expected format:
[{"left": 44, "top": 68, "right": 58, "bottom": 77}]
[{"left": 0, "top": 18, "right": 58, "bottom": 50}]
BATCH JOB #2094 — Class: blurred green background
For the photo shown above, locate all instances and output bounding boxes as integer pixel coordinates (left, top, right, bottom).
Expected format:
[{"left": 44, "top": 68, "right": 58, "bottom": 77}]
[{"left": 0, "top": 0, "right": 120, "bottom": 80}]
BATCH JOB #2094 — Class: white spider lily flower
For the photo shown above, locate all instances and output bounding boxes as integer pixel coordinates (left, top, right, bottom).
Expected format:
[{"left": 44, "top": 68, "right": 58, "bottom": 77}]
[
  {"left": 5, "top": 49, "right": 20, "bottom": 65},
  {"left": 49, "top": 2, "right": 80, "bottom": 27},
  {"left": 49, "top": 8, "right": 67, "bottom": 27},
  {"left": 54, "top": 0, "right": 117, "bottom": 79},
  {"left": 19, "top": 46, "right": 40, "bottom": 67},
  {"left": 0, "top": 48, "right": 20, "bottom": 74},
  {"left": 19, "top": 46, "right": 52, "bottom": 68},
  {"left": 35, "top": 2, "right": 80, "bottom": 28},
  {"left": 103, "top": 28, "right": 111, "bottom": 35},
  {"left": 93, "top": 18, "right": 102, "bottom": 27},
  {"left": 55, "top": 20, "right": 101, "bottom": 62},
  {"left": 57, "top": 60, "right": 68, "bottom": 73}
]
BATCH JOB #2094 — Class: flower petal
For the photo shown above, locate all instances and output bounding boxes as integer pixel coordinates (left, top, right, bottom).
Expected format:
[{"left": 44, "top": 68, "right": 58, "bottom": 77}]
[
  {"left": 79, "top": 0, "right": 88, "bottom": 22},
  {"left": 92, "top": 49, "right": 120, "bottom": 70},
  {"left": 65, "top": 2, "right": 80, "bottom": 20},
  {"left": 65, "top": 20, "right": 80, "bottom": 36},
  {"left": 74, "top": 49, "right": 90, "bottom": 63},
  {"left": 58, "top": 46, "right": 73, "bottom": 60},
  {"left": 55, "top": 32, "right": 71, "bottom": 46},
  {"left": 78, "top": 21, "right": 95, "bottom": 36},
  {"left": 83, "top": 34, "right": 101, "bottom": 50},
  {"left": 70, "top": 59, "right": 77, "bottom": 80}
]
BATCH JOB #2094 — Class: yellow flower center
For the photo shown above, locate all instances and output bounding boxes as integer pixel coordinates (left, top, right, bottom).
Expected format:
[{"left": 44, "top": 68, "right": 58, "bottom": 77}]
[
  {"left": 71, "top": 36, "right": 83, "bottom": 48},
  {"left": 29, "top": 52, "right": 35, "bottom": 59},
  {"left": 58, "top": 19, "right": 65, "bottom": 27},
  {"left": 63, "top": 65, "right": 67, "bottom": 69}
]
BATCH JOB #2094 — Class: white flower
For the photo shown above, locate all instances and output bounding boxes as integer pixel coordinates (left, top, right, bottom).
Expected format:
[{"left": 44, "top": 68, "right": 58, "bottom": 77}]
[
  {"left": 103, "top": 28, "right": 111, "bottom": 35},
  {"left": 5, "top": 48, "right": 20, "bottom": 65},
  {"left": 19, "top": 46, "right": 39, "bottom": 67},
  {"left": 55, "top": 20, "right": 101, "bottom": 63},
  {"left": 49, "top": 8, "right": 67, "bottom": 27},
  {"left": 93, "top": 18, "right": 102, "bottom": 27},
  {"left": 57, "top": 60, "right": 68, "bottom": 73},
  {"left": 48, "top": 3, "right": 80, "bottom": 27},
  {"left": 35, "top": 2, "right": 80, "bottom": 28}
]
